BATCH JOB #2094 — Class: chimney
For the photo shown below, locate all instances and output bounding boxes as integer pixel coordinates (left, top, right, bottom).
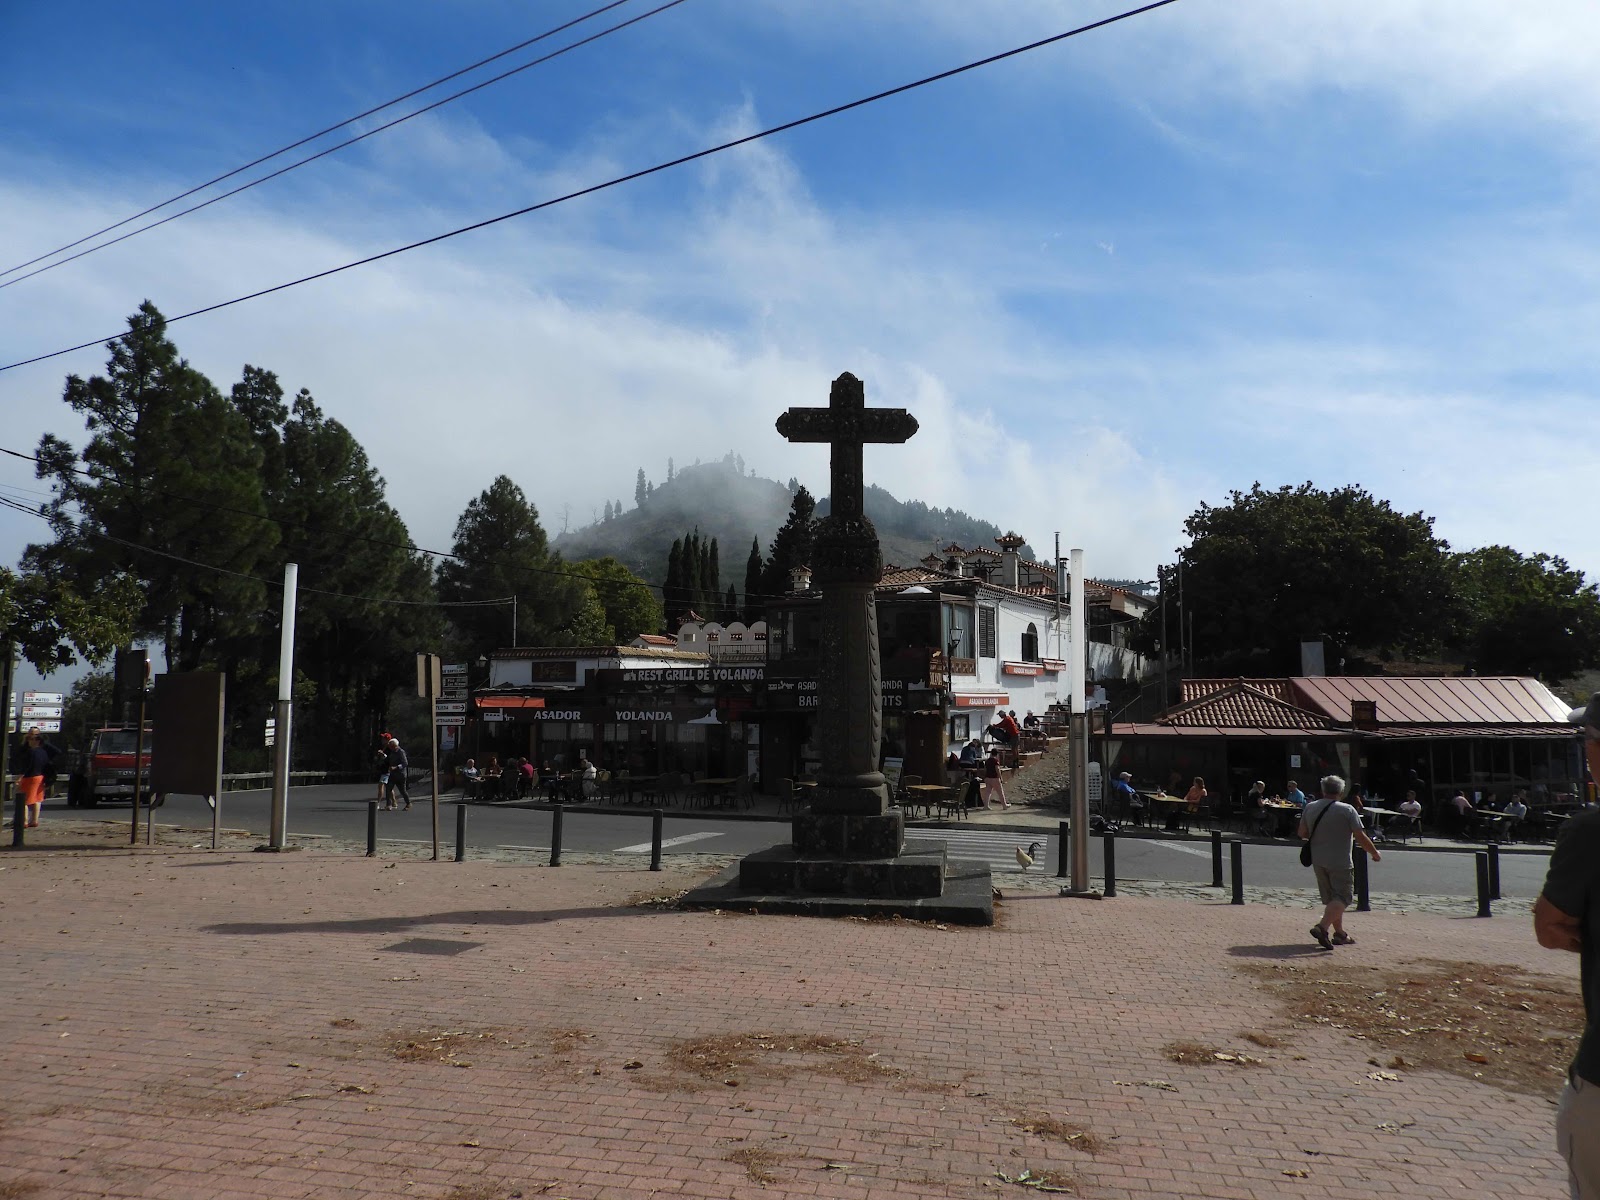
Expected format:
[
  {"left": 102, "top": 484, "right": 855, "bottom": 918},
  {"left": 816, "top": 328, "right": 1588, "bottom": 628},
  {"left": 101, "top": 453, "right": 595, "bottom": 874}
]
[
  {"left": 943, "top": 555, "right": 964, "bottom": 578},
  {"left": 996, "top": 532, "right": 1024, "bottom": 590},
  {"left": 789, "top": 565, "right": 812, "bottom": 593}
]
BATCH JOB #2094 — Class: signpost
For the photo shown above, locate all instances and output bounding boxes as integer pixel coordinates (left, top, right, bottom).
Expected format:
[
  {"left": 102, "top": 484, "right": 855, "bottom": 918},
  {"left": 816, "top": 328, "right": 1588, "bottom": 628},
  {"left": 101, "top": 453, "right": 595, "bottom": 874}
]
[{"left": 418, "top": 653, "right": 442, "bottom": 860}]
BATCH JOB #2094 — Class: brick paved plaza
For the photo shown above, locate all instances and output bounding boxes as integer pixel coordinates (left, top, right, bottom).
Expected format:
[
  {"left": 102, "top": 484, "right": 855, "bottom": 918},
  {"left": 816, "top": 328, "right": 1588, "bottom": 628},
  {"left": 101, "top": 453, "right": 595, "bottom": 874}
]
[{"left": 0, "top": 839, "right": 1575, "bottom": 1199}]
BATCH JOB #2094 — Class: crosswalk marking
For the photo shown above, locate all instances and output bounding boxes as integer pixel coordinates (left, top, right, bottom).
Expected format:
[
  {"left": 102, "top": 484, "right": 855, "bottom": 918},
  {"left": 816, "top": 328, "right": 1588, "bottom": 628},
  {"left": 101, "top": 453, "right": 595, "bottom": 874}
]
[
  {"left": 906, "top": 829, "right": 1055, "bottom": 871},
  {"left": 615, "top": 831, "right": 723, "bottom": 854}
]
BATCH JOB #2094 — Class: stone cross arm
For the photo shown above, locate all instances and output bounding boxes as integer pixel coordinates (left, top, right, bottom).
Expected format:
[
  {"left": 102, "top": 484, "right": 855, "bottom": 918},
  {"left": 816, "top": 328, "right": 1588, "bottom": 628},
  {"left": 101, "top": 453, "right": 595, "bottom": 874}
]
[{"left": 775, "top": 373, "right": 917, "bottom": 522}]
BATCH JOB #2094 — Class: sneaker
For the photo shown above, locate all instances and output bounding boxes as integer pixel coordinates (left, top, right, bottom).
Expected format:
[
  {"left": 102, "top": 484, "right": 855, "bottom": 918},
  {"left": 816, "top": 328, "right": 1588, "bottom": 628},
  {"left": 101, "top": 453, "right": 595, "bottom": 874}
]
[
  {"left": 1310, "top": 924, "right": 1333, "bottom": 950},
  {"left": 1331, "top": 932, "right": 1356, "bottom": 946}
]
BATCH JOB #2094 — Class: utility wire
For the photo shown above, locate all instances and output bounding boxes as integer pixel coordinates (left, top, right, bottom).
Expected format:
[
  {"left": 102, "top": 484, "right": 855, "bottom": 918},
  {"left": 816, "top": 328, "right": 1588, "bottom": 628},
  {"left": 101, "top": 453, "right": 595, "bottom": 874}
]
[
  {"left": 0, "top": 442, "right": 759, "bottom": 602},
  {"left": 0, "top": 0, "right": 1183, "bottom": 374},
  {"left": 0, "top": 492, "right": 526, "bottom": 611},
  {"left": 0, "top": 0, "right": 691, "bottom": 293},
  {"left": 0, "top": 0, "right": 644, "bottom": 283}
]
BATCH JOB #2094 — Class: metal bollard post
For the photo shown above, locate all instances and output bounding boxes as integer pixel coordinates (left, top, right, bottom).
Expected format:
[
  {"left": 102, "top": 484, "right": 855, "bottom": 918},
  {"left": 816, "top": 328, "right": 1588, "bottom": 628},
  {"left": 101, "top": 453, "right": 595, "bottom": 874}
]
[
  {"left": 11, "top": 792, "right": 23, "bottom": 848},
  {"left": 1486, "top": 843, "right": 1501, "bottom": 900},
  {"left": 1475, "top": 852, "right": 1492, "bottom": 917},
  {"left": 366, "top": 801, "right": 377, "bottom": 857},
  {"left": 1229, "top": 839, "right": 1244, "bottom": 905},
  {"left": 1210, "top": 829, "right": 1223, "bottom": 888},
  {"left": 454, "top": 804, "right": 467, "bottom": 863},
  {"left": 1354, "top": 851, "right": 1371, "bottom": 913},
  {"left": 650, "top": 808, "right": 664, "bottom": 872},
  {"left": 1102, "top": 828, "right": 1116, "bottom": 897},
  {"left": 1056, "top": 820, "right": 1070, "bottom": 878},
  {"left": 549, "top": 803, "right": 564, "bottom": 868}
]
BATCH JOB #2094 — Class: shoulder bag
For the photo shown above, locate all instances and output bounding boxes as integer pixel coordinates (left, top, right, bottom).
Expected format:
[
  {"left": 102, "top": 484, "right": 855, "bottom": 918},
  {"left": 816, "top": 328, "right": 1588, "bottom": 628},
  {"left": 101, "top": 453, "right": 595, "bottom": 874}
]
[{"left": 1299, "top": 801, "right": 1334, "bottom": 867}]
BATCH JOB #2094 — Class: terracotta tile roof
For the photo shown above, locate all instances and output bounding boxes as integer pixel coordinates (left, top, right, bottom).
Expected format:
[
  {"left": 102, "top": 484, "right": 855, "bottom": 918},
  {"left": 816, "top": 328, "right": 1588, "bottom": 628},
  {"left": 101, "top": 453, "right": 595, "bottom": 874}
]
[
  {"left": 1183, "top": 678, "right": 1292, "bottom": 703},
  {"left": 1160, "top": 681, "right": 1338, "bottom": 732},
  {"left": 633, "top": 634, "right": 676, "bottom": 647}
]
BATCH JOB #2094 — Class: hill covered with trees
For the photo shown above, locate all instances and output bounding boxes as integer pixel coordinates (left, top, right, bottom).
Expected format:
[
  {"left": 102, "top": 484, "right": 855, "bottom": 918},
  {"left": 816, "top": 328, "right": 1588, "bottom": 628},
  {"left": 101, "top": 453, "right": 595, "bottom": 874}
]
[{"left": 553, "top": 454, "right": 1033, "bottom": 599}]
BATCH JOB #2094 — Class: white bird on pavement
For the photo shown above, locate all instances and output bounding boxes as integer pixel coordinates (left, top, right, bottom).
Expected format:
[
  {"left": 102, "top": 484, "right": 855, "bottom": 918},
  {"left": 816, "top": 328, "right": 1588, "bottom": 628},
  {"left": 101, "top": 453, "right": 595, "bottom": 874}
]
[{"left": 1015, "top": 841, "right": 1041, "bottom": 872}]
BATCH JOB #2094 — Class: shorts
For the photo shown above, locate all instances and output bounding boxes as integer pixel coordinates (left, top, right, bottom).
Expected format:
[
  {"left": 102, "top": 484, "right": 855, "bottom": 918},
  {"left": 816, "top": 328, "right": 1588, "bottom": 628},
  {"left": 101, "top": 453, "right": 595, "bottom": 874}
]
[
  {"left": 17, "top": 775, "right": 45, "bottom": 805},
  {"left": 1313, "top": 864, "right": 1354, "bottom": 907}
]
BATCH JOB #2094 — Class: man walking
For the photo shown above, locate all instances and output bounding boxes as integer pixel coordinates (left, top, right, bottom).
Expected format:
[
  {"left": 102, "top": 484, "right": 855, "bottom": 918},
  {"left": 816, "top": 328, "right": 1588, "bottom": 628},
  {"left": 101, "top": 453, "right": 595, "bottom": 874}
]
[
  {"left": 383, "top": 737, "right": 411, "bottom": 811},
  {"left": 1534, "top": 692, "right": 1600, "bottom": 1199},
  {"left": 1299, "top": 774, "right": 1381, "bottom": 949}
]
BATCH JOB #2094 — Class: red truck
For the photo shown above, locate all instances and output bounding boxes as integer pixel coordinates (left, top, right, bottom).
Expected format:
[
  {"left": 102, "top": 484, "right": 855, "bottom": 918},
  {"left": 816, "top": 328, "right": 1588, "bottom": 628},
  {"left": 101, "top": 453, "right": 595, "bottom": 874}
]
[{"left": 66, "top": 727, "right": 155, "bottom": 808}]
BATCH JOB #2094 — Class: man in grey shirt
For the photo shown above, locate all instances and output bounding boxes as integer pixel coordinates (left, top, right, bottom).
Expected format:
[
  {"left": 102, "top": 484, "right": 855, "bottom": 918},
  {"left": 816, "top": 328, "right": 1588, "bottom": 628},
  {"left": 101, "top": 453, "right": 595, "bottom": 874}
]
[{"left": 1299, "top": 774, "right": 1381, "bottom": 950}]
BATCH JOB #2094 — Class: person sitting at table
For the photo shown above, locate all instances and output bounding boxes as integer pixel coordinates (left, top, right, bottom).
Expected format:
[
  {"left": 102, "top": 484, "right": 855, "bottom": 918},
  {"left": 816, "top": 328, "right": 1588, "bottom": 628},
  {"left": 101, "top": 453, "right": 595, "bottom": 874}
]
[
  {"left": 959, "top": 737, "right": 984, "bottom": 767},
  {"left": 1286, "top": 780, "right": 1307, "bottom": 809},
  {"left": 1399, "top": 790, "right": 1422, "bottom": 822},
  {"left": 580, "top": 753, "right": 598, "bottom": 798},
  {"left": 1023, "top": 710, "right": 1041, "bottom": 730},
  {"left": 1245, "top": 781, "right": 1267, "bottom": 834},
  {"left": 1502, "top": 791, "right": 1528, "bottom": 840},
  {"left": 461, "top": 758, "right": 481, "bottom": 799},
  {"left": 1111, "top": 770, "right": 1138, "bottom": 822},
  {"left": 1173, "top": 776, "right": 1207, "bottom": 830}
]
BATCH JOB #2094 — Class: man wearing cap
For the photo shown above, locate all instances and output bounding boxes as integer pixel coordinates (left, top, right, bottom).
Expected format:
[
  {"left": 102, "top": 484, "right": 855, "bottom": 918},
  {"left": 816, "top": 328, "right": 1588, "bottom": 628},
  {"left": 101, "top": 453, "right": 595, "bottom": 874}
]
[
  {"left": 1535, "top": 693, "right": 1600, "bottom": 1198},
  {"left": 1111, "top": 770, "right": 1139, "bottom": 823}
]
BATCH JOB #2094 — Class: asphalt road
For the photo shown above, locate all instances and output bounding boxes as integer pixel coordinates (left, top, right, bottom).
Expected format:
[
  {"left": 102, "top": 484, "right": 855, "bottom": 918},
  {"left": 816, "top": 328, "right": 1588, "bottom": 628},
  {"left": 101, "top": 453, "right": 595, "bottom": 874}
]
[{"left": 53, "top": 784, "right": 1553, "bottom": 900}]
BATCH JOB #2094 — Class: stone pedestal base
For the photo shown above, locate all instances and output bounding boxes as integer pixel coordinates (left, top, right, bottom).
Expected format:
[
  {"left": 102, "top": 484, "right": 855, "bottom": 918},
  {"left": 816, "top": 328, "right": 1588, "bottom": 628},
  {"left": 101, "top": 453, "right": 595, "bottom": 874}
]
[
  {"left": 738, "top": 844, "right": 946, "bottom": 898},
  {"left": 791, "top": 811, "right": 903, "bottom": 858},
  {"left": 680, "top": 857, "right": 994, "bottom": 926}
]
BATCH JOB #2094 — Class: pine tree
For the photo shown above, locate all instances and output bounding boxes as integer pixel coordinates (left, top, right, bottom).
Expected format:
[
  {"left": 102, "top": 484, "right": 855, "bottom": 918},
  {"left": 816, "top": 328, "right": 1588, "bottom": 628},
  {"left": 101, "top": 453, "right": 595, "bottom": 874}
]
[
  {"left": 667, "top": 457, "right": 675, "bottom": 482},
  {"left": 603, "top": 499, "right": 614, "bottom": 522},
  {"left": 706, "top": 538, "right": 720, "bottom": 616},
  {"left": 665, "top": 537, "right": 684, "bottom": 617},
  {"left": 615, "top": 498, "right": 623, "bottom": 519},
  {"left": 635, "top": 469, "right": 646, "bottom": 508},
  {"left": 762, "top": 485, "right": 817, "bottom": 598},
  {"left": 723, "top": 583, "right": 738, "bottom": 625},
  {"left": 743, "top": 537, "right": 763, "bottom": 622}
]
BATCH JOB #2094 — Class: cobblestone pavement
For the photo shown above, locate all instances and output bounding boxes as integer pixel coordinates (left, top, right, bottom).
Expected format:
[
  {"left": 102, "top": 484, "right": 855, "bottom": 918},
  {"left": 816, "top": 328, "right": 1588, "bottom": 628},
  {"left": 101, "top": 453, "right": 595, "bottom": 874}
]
[{"left": 0, "top": 831, "right": 1576, "bottom": 1200}]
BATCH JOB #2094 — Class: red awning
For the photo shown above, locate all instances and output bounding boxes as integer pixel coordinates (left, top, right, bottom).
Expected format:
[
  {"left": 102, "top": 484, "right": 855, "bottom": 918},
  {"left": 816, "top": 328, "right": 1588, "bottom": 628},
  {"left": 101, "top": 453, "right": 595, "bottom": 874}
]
[{"left": 476, "top": 696, "right": 546, "bottom": 709}]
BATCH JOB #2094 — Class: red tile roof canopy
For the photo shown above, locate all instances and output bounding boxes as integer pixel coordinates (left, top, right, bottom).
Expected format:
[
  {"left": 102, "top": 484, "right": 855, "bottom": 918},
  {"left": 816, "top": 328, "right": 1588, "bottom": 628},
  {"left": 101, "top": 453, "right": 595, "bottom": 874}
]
[
  {"left": 1159, "top": 681, "right": 1339, "bottom": 732},
  {"left": 1174, "top": 676, "right": 1573, "bottom": 729}
]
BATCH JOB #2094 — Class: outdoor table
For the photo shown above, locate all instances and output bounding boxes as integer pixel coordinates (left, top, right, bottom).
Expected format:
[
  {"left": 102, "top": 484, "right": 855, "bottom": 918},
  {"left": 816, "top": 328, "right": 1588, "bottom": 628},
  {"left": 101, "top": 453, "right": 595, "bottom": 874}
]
[
  {"left": 616, "top": 774, "right": 660, "bottom": 803},
  {"left": 1261, "top": 800, "right": 1300, "bottom": 837},
  {"left": 902, "top": 782, "right": 947, "bottom": 817},
  {"left": 692, "top": 777, "right": 742, "bottom": 808}
]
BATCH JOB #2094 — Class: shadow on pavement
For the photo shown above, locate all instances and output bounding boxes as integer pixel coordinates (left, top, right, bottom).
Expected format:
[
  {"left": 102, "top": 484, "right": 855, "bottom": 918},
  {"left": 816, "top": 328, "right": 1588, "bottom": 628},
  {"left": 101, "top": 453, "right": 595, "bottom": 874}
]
[
  {"left": 202, "top": 905, "right": 672, "bottom": 936},
  {"left": 1226, "top": 943, "right": 1334, "bottom": 960}
]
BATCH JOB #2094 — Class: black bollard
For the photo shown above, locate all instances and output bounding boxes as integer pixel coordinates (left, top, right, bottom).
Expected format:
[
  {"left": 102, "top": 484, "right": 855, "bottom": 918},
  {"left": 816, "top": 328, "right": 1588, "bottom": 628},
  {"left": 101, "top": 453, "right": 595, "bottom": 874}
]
[
  {"left": 1354, "top": 850, "right": 1371, "bottom": 913},
  {"left": 10, "top": 792, "right": 23, "bottom": 849},
  {"left": 1475, "top": 851, "right": 1492, "bottom": 917},
  {"left": 549, "top": 803, "right": 564, "bottom": 867},
  {"left": 1103, "top": 828, "right": 1117, "bottom": 897},
  {"left": 1210, "top": 829, "right": 1223, "bottom": 888},
  {"left": 1487, "top": 843, "right": 1501, "bottom": 900},
  {"left": 1056, "top": 820, "right": 1070, "bottom": 878},
  {"left": 650, "top": 808, "right": 664, "bottom": 872},
  {"left": 366, "top": 801, "right": 377, "bottom": 858},
  {"left": 454, "top": 804, "right": 467, "bottom": 863},
  {"left": 1229, "top": 839, "right": 1244, "bottom": 905}
]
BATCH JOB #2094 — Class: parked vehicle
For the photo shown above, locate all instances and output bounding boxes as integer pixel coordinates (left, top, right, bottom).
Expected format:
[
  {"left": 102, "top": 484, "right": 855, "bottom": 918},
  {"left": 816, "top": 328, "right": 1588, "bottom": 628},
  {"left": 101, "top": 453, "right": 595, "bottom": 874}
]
[{"left": 66, "top": 727, "right": 157, "bottom": 807}]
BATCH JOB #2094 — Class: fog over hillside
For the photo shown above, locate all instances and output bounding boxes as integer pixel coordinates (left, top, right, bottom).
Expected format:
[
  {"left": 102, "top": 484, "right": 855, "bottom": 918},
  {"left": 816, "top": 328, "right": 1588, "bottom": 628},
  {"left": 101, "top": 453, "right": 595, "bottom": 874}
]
[{"left": 554, "top": 455, "right": 1034, "bottom": 589}]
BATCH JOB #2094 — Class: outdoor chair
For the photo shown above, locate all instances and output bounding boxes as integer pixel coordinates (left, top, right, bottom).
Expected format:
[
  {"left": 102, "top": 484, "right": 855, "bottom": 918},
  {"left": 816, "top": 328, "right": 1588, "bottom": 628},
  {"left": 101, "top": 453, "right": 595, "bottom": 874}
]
[
  {"left": 778, "top": 777, "right": 800, "bottom": 816},
  {"left": 895, "top": 774, "right": 922, "bottom": 817},
  {"left": 1384, "top": 815, "right": 1420, "bottom": 845},
  {"left": 934, "top": 782, "right": 968, "bottom": 822}
]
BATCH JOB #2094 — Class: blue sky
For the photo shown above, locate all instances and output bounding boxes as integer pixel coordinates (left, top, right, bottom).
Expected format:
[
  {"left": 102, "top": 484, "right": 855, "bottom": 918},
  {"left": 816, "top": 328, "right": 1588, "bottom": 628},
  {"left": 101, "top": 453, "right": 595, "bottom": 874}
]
[{"left": 2, "top": 0, "right": 1598, "bottom": 686}]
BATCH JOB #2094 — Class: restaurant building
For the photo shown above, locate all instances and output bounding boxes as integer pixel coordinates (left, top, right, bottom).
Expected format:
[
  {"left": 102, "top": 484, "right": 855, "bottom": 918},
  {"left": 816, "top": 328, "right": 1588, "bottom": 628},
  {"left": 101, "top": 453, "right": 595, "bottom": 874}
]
[
  {"left": 475, "top": 644, "right": 763, "bottom": 780},
  {"left": 1107, "top": 675, "right": 1584, "bottom": 811}
]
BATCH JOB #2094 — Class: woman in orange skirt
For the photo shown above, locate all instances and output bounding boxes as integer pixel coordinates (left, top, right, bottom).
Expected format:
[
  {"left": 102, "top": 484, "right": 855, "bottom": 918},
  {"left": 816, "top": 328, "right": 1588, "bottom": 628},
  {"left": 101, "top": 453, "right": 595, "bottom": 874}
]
[{"left": 16, "top": 727, "right": 61, "bottom": 828}]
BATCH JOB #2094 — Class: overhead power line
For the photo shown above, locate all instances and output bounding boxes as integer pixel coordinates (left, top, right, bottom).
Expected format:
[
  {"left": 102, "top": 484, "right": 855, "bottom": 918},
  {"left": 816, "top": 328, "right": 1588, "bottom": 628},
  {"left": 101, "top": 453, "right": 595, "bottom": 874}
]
[
  {"left": 0, "top": 0, "right": 691, "bottom": 293},
  {"left": 0, "top": 0, "right": 648, "bottom": 284},
  {"left": 0, "top": 0, "right": 1183, "bottom": 374}
]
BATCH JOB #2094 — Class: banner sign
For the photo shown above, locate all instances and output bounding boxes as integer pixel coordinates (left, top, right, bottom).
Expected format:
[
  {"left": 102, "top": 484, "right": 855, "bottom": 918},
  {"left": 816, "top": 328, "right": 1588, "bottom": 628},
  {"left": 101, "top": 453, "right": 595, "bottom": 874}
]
[
  {"left": 1001, "top": 661, "right": 1043, "bottom": 676},
  {"left": 620, "top": 665, "right": 765, "bottom": 684},
  {"left": 953, "top": 693, "right": 1010, "bottom": 708}
]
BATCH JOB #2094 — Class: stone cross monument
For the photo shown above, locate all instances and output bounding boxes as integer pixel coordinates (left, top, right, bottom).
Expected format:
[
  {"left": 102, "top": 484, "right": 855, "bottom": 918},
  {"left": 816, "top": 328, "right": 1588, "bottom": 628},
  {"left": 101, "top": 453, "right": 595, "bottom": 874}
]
[
  {"left": 775, "top": 372, "right": 917, "bottom": 830},
  {"left": 681, "top": 371, "right": 994, "bottom": 923}
]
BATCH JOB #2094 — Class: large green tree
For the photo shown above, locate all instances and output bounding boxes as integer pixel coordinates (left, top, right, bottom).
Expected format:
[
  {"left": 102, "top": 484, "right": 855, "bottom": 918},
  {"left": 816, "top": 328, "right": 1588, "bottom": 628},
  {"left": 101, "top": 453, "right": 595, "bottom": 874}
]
[
  {"left": 0, "top": 565, "right": 141, "bottom": 675},
  {"left": 1452, "top": 546, "right": 1600, "bottom": 679},
  {"left": 569, "top": 556, "right": 662, "bottom": 643},
  {"left": 1134, "top": 482, "right": 1459, "bottom": 673},
  {"left": 435, "top": 476, "right": 581, "bottom": 657},
  {"left": 27, "top": 302, "right": 274, "bottom": 671}
]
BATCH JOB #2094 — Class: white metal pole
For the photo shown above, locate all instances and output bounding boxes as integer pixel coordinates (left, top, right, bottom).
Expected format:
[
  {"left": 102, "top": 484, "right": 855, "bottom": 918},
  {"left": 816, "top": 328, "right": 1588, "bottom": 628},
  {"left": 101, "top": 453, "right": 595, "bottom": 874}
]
[
  {"left": 1069, "top": 549, "right": 1089, "bottom": 892},
  {"left": 269, "top": 563, "right": 298, "bottom": 850}
]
